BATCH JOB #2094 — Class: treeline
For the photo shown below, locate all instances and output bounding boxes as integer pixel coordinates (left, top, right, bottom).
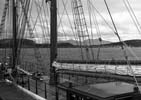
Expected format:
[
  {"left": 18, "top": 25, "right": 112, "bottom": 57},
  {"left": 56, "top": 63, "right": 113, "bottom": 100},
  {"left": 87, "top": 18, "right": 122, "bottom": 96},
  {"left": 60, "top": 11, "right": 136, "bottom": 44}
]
[
  {"left": 0, "top": 39, "right": 75, "bottom": 48},
  {"left": 99, "top": 39, "right": 141, "bottom": 47},
  {"left": 1, "top": 39, "right": 141, "bottom": 48},
  {"left": 0, "top": 39, "right": 35, "bottom": 48}
]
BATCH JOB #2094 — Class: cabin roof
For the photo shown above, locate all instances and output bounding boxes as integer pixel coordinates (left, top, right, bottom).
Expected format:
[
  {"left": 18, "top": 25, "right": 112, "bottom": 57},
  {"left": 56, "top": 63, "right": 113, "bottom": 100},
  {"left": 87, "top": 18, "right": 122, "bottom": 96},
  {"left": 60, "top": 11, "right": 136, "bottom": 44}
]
[{"left": 74, "top": 82, "right": 135, "bottom": 98}]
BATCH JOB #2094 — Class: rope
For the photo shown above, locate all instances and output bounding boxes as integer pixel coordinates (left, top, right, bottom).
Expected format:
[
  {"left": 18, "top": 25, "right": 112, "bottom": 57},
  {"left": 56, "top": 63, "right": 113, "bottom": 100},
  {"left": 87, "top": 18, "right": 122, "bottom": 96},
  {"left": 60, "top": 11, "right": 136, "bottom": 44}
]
[
  {"left": 34, "top": 0, "right": 46, "bottom": 41},
  {"left": 123, "top": 0, "right": 141, "bottom": 35},
  {"left": 71, "top": 0, "right": 85, "bottom": 60},
  {"left": 87, "top": 0, "right": 103, "bottom": 60},
  {"left": 42, "top": 1, "right": 50, "bottom": 43},
  {"left": 20, "top": 0, "right": 45, "bottom": 73},
  {"left": 88, "top": 0, "right": 139, "bottom": 63},
  {"left": 87, "top": 0, "right": 95, "bottom": 60},
  {"left": 0, "top": 0, "right": 9, "bottom": 36},
  {"left": 88, "top": 0, "right": 115, "bottom": 33},
  {"left": 104, "top": 0, "right": 140, "bottom": 90},
  {"left": 17, "top": 0, "right": 30, "bottom": 62},
  {"left": 71, "top": 0, "right": 96, "bottom": 61},
  {"left": 61, "top": 0, "right": 78, "bottom": 43}
]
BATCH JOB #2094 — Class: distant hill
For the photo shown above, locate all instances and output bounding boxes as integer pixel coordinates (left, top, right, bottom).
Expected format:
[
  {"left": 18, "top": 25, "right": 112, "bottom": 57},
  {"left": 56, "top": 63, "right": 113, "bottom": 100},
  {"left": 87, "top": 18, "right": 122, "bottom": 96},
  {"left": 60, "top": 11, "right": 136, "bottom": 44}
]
[
  {"left": 58, "top": 42, "right": 74, "bottom": 47},
  {"left": 83, "top": 39, "right": 111, "bottom": 45},
  {"left": 1, "top": 39, "right": 141, "bottom": 48},
  {"left": 102, "top": 39, "right": 141, "bottom": 47},
  {"left": 0, "top": 39, "right": 36, "bottom": 48},
  {"left": 0, "top": 39, "right": 75, "bottom": 48},
  {"left": 58, "top": 40, "right": 78, "bottom": 45},
  {"left": 61, "top": 39, "right": 141, "bottom": 47},
  {"left": 59, "top": 39, "right": 111, "bottom": 46}
]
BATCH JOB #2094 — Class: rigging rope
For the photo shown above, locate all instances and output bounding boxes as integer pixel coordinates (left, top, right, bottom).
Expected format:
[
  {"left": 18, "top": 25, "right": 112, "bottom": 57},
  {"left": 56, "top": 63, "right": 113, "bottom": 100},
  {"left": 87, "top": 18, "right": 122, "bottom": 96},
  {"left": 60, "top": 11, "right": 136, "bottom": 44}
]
[
  {"left": 42, "top": 1, "right": 50, "bottom": 43},
  {"left": 87, "top": 0, "right": 140, "bottom": 62},
  {"left": 34, "top": 0, "right": 46, "bottom": 42},
  {"left": 71, "top": 0, "right": 85, "bottom": 60},
  {"left": 86, "top": 0, "right": 95, "bottom": 60},
  {"left": 17, "top": 0, "right": 30, "bottom": 63},
  {"left": 104, "top": 0, "right": 140, "bottom": 90},
  {"left": 4, "top": 1, "right": 10, "bottom": 60},
  {"left": 123, "top": 0, "right": 141, "bottom": 36},
  {"left": 57, "top": 0, "right": 83, "bottom": 60},
  {"left": 0, "top": 0, "right": 9, "bottom": 36},
  {"left": 61, "top": 0, "right": 77, "bottom": 43},
  {"left": 88, "top": 0, "right": 115, "bottom": 33},
  {"left": 71, "top": 0, "right": 95, "bottom": 61},
  {"left": 87, "top": 0, "right": 102, "bottom": 61},
  {"left": 19, "top": 0, "right": 45, "bottom": 73},
  {"left": 57, "top": 1, "right": 69, "bottom": 60}
]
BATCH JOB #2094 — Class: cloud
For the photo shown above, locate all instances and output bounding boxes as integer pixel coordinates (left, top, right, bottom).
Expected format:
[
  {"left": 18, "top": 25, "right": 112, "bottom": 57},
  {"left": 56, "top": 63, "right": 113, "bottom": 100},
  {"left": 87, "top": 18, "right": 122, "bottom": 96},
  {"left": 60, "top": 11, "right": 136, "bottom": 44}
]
[{"left": 1, "top": 0, "right": 141, "bottom": 43}]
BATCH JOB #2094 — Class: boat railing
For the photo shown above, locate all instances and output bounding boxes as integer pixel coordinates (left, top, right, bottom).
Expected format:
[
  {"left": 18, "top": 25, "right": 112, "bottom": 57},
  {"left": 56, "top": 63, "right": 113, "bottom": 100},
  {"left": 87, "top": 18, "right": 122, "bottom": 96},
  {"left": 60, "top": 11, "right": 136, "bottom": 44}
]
[
  {"left": 17, "top": 64, "right": 66, "bottom": 99},
  {"left": 16, "top": 69, "right": 50, "bottom": 99}
]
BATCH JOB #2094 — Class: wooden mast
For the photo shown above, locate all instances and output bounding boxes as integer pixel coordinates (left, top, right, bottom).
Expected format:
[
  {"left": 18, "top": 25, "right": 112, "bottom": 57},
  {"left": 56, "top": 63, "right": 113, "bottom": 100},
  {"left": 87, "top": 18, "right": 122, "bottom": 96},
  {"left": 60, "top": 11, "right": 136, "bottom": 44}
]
[
  {"left": 49, "top": 0, "right": 57, "bottom": 85},
  {"left": 12, "top": 0, "right": 17, "bottom": 71}
]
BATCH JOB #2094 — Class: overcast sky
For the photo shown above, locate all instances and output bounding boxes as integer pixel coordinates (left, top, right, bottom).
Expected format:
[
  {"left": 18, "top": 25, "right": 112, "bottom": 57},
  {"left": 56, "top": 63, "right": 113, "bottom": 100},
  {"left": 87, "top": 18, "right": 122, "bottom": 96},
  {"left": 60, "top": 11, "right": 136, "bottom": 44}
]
[{"left": 0, "top": 0, "right": 141, "bottom": 43}]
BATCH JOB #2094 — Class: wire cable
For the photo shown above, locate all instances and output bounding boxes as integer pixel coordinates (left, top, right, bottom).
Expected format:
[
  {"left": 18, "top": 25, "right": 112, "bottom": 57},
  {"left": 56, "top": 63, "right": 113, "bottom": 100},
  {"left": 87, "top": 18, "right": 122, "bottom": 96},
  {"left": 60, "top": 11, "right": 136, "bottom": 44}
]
[{"left": 104, "top": 0, "right": 140, "bottom": 90}]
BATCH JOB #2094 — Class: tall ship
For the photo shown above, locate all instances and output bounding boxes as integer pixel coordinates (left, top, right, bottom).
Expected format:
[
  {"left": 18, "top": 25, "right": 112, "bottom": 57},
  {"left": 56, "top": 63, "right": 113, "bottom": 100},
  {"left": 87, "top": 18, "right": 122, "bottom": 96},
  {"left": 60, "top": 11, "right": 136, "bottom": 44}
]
[{"left": 0, "top": 0, "right": 141, "bottom": 100}]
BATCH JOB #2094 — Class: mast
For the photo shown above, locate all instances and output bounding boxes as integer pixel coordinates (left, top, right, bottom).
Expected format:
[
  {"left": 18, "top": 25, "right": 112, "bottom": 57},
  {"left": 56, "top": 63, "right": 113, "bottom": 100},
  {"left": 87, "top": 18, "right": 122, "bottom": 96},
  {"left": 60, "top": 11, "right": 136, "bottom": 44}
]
[
  {"left": 49, "top": 0, "right": 57, "bottom": 85},
  {"left": 12, "top": 0, "right": 17, "bottom": 70}
]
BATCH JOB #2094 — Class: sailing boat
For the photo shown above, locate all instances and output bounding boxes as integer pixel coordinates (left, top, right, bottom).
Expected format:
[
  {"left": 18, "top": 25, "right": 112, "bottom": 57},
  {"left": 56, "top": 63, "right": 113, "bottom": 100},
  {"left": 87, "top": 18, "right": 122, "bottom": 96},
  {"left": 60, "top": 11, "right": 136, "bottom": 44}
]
[
  {"left": 0, "top": 0, "right": 141, "bottom": 100},
  {"left": 51, "top": 0, "right": 141, "bottom": 100},
  {"left": 0, "top": 0, "right": 48, "bottom": 100}
]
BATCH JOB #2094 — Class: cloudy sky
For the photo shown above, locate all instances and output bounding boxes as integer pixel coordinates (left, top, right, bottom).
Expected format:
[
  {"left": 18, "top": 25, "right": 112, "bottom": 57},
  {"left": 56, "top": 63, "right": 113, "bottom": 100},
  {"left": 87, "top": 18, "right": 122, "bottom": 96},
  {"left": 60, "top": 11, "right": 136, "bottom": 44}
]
[{"left": 0, "top": 0, "right": 141, "bottom": 43}]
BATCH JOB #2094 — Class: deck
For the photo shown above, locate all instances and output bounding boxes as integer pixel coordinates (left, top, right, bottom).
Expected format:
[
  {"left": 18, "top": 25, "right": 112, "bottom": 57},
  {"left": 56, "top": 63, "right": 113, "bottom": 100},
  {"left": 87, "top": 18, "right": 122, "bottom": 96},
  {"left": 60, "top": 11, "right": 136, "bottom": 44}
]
[{"left": 0, "top": 81, "right": 45, "bottom": 100}]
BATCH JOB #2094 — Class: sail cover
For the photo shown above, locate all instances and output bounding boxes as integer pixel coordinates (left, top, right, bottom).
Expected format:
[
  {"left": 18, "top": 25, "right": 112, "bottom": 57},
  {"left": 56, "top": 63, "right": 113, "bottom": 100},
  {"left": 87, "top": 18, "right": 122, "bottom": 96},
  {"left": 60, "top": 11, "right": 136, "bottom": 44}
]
[{"left": 53, "top": 61, "right": 141, "bottom": 76}]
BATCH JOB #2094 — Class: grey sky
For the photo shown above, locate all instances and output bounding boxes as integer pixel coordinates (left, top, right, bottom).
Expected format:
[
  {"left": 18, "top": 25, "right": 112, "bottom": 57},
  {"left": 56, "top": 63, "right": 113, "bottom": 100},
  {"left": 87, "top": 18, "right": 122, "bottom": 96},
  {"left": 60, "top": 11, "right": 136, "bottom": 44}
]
[
  {"left": 57, "top": 0, "right": 141, "bottom": 42},
  {"left": 0, "top": 0, "right": 141, "bottom": 43}
]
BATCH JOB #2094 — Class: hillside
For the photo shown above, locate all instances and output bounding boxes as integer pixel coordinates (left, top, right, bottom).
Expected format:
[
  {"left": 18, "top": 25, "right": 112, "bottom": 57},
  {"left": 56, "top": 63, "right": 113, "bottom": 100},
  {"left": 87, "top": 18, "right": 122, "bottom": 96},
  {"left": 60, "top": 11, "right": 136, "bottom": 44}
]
[
  {"left": 0, "top": 39, "right": 74, "bottom": 48},
  {"left": 1, "top": 39, "right": 141, "bottom": 48},
  {"left": 102, "top": 39, "right": 141, "bottom": 47},
  {"left": 0, "top": 39, "right": 36, "bottom": 48},
  {"left": 83, "top": 39, "right": 111, "bottom": 45},
  {"left": 59, "top": 39, "right": 111, "bottom": 46}
]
